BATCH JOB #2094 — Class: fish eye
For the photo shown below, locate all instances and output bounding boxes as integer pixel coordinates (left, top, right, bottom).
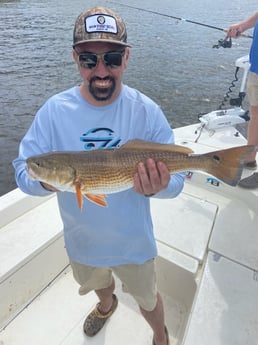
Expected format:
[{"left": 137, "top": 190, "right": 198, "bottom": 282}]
[
  {"left": 213, "top": 154, "right": 220, "bottom": 162},
  {"left": 34, "top": 160, "right": 42, "bottom": 167}
]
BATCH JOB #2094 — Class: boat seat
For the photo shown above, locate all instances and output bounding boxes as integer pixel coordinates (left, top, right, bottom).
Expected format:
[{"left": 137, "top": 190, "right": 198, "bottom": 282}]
[
  {"left": 0, "top": 188, "right": 52, "bottom": 228},
  {"left": 156, "top": 241, "right": 198, "bottom": 310},
  {"left": 156, "top": 241, "right": 198, "bottom": 276},
  {"left": 182, "top": 252, "right": 258, "bottom": 345},
  {"left": 0, "top": 190, "right": 68, "bottom": 328},
  {"left": 151, "top": 194, "right": 218, "bottom": 264}
]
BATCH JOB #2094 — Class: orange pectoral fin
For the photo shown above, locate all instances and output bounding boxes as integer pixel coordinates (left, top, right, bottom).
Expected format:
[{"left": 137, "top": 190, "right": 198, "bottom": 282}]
[
  {"left": 84, "top": 194, "right": 107, "bottom": 207},
  {"left": 74, "top": 181, "right": 83, "bottom": 210}
]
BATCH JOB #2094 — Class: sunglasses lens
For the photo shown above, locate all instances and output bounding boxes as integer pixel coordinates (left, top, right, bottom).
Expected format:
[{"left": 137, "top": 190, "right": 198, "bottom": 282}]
[
  {"left": 104, "top": 52, "right": 124, "bottom": 68},
  {"left": 78, "top": 51, "right": 125, "bottom": 69},
  {"left": 79, "top": 53, "right": 97, "bottom": 69}
]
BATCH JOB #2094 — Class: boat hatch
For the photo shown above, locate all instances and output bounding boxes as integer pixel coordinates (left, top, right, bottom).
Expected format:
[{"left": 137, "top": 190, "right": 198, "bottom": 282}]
[{"left": 151, "top": 193, "right": 218, "bottom": 263}]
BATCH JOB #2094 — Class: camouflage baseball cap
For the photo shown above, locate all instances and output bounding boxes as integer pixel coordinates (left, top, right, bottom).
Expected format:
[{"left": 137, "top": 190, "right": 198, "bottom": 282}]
[{"left": 73, "top": 7, "right": 131, "bottom": 48}]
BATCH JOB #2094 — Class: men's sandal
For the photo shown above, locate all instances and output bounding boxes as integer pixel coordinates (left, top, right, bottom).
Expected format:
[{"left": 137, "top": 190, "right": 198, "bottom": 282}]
[
  {"left": 238, "top": 172, "right": 258, "bottom": 189},
  {"left": 152, "top": 326, "right": 170, "bottom": 345},
  {"left": 83, "top": 294, "right": 118, "bottom": 337}
]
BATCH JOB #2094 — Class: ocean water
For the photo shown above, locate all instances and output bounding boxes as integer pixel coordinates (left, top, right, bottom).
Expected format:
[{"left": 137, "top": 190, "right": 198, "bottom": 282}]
[{"left": 0, "top": 0, "right": 257, "bottom": 195}]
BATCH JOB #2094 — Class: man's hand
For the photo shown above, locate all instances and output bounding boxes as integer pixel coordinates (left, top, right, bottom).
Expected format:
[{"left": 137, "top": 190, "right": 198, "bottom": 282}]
[
  {"left": 133, "top": 158, "right": 170, "bottom": 196},
  {"left": 225, "top": 24, "right": 243, "bottom": 39}
]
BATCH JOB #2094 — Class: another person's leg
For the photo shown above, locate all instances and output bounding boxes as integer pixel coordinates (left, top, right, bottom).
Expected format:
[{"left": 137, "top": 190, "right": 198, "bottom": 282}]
[
  {"left": 246, "top": 104, "right": 258, "bottom": 165},
  {"left": 239, "top": 72, "right": 258, "bottom": 188}
]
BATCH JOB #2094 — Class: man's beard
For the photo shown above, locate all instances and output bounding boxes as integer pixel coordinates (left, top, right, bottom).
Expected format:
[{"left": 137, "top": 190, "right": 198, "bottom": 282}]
[{"left": 89, "top": 76, "right": 116, "bottom": 102}]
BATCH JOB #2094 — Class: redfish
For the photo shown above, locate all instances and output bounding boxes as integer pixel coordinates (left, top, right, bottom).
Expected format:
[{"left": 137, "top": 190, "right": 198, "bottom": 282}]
[{"left": 26, "top": 140, "right": 256, "bottom": 210}]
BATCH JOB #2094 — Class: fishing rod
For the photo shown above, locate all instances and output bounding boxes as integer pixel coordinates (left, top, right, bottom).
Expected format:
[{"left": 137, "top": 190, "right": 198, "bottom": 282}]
[{"left": 110, "top": 2, "right": 253, "bottom": 39}]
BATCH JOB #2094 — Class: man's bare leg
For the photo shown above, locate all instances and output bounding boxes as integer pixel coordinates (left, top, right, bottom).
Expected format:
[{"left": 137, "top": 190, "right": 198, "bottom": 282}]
[
  {"left": 246, "top": 105, "right": 258, "bottom": 162},
  {"left": 140, "top": 292, "right": 168, "bottom": 345},
  {"left": 95, "top": 276, "right": 115, "bottom": 312}
]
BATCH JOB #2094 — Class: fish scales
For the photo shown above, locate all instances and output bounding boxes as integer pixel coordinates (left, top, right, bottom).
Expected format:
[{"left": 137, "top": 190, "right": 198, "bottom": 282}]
[
  {"left": 75, "top": 147, "right": 192, "bottom": 193},
  {"left": 61, "top": 150, "right": 132, "bottom": 194},
  {"left": 26, "top": 139, "right": 257, "bottom": 209}
]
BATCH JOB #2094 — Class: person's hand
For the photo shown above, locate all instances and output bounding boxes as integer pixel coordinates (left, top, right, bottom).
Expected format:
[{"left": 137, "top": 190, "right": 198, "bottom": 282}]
[
  {"left": 133, "top": 158, "right": 170, "bottom": 196},
  {"left": 225, "top": 24, "right": 243, "bottom": 39},
  {"left": 40, "top": 181, "right": 59, "bottom": 192}
]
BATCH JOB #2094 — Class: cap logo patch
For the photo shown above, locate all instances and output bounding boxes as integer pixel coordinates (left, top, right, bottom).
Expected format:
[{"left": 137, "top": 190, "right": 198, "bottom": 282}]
[
  {"left": 97, "top": 16, "right": 105, "bottom": 25},
  {"left": 85, "top": 14, "right": 118, "bottom": 34}
]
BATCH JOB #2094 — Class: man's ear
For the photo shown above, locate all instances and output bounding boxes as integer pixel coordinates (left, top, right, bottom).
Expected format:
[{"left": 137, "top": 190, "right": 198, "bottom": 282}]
[
  {"left": 72, "top": 49, "right": 78, "bottom": 63},
  {"left": 123, "top": 47, "right": 130, "bottom": 69}
]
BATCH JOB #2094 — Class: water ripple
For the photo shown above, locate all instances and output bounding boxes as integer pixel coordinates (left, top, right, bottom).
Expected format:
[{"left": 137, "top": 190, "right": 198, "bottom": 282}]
[{"left": 0, "top": 0, "right": 256, "bottom": 195}]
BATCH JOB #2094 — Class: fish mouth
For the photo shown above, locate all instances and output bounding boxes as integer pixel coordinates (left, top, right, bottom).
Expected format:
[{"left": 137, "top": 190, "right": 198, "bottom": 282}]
[{"left": 26, "top": 166, "right": 38, "bottom": 180}]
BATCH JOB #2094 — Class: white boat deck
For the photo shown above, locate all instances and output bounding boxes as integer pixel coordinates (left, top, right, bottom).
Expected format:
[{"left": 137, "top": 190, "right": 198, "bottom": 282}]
[
  {"left": 1, "top": 124, "right": 258, "bottom": 345},
  {"left": 0, "top": 267, "right": 190, "bottom": 345},
  {"left": 152, "top": 195, "right": 217, "bottom": 264},
  {"left": 183, "top": 252, "right": 258, "bottom": 345},
  {"left": 0, "top": 188, "right": 197, "bottom": 345}
]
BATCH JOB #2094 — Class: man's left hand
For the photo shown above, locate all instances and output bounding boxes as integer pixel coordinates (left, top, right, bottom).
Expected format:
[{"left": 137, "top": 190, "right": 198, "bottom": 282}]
[{"left": 133, "top": 158, "right": 170, "bottom": 196}]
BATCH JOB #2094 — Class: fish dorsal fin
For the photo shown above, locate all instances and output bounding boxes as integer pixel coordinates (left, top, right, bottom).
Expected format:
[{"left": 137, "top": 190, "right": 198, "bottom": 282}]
[{"left": 119, "top": 139, "right": 193, "bottom": 155}]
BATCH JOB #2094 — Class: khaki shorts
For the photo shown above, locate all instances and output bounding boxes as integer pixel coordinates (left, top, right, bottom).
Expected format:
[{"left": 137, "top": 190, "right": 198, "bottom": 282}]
[
  {"left": 70, "top": 259, "right": 157, "bottom": 311},
  {"left": 247, "top": 71, "right": 258, "bottom": 106}
]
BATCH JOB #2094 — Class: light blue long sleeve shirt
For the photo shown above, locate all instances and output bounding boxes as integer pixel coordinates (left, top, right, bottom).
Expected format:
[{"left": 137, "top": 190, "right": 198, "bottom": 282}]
[{"left": 13, "top": 84, "right": 185, "bottom": 266}]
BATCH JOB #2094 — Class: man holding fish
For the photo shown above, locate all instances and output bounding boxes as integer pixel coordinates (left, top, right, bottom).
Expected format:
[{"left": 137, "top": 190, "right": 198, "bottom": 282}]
[
  {"left": 13, "top": 6, "right": 256, "bottom": 344},
  {"left": 13, "top": 6, "right": 186, "bottom": 345}
]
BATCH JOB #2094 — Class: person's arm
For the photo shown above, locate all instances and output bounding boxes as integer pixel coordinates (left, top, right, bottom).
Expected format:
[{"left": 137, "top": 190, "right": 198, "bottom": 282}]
[
  {"left": 133, "top": 104, "right": 185, "bottom": 199},
  {"left": 226, "top": 11, "right": 258, "bottom": 38},
  {"left": 13, "top": 104, "right": 55, "bottom": 196}
]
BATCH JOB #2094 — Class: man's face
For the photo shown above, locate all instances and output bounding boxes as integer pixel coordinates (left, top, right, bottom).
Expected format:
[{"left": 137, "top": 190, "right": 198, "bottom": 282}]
[{"left": 73, "top": 42, "right": 130, "bottom": 105}]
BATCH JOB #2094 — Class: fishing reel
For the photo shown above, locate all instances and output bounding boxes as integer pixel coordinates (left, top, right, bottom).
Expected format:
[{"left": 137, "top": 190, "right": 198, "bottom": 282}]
[{"left": 212, "top": 37, "right": 232, "bottom": 49}]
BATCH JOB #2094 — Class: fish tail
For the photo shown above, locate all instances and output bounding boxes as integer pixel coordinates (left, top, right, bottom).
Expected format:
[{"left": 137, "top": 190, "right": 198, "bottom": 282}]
[{"left": 202, "top": 145, "right": 257, "bottom": 186}]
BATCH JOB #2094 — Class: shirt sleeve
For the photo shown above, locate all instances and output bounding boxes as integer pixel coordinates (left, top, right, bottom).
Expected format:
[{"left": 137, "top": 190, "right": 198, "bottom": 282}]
[
  {"left": 12, "top": 104, "right": 54, "bottom": 197},
  {"left": 148, "top": 105, "right": 185, "bottom": 199}
]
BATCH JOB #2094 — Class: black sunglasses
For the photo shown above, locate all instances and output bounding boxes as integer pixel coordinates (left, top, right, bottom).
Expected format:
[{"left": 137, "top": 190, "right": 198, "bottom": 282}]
[{"left": 77, "top": 51, "right": 125, "bottom": 70}]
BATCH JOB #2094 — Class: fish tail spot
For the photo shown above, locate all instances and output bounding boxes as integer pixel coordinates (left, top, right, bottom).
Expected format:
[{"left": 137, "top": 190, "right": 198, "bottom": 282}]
[{"left": 213, "top": 154, "right": 220, "bottom": 162}]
